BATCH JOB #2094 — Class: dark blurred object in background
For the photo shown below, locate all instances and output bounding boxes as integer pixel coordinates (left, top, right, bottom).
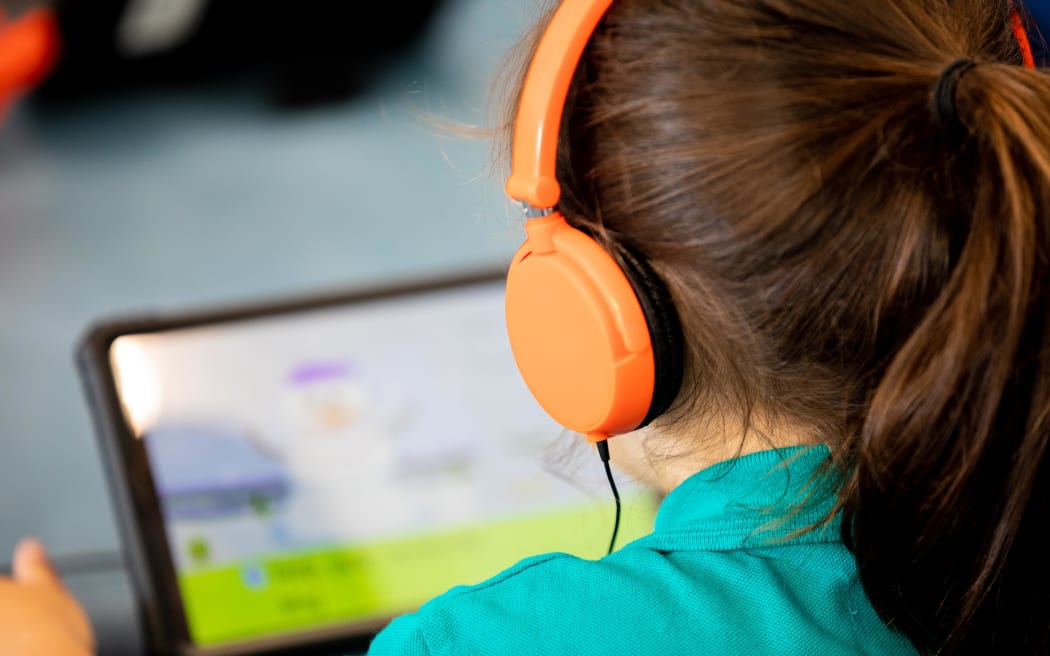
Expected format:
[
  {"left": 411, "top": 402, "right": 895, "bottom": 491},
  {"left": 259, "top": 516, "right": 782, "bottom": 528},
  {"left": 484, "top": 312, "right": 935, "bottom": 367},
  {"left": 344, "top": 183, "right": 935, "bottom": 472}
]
[
  {"left": 3, "top": 0, "right": 1045, "bottom": 117},
  {"left": 22, "top": 0, "right": 447, "bottom": 109},
  {"left": 1029, "top": 0, "right": 1050, "bottom": 65}
]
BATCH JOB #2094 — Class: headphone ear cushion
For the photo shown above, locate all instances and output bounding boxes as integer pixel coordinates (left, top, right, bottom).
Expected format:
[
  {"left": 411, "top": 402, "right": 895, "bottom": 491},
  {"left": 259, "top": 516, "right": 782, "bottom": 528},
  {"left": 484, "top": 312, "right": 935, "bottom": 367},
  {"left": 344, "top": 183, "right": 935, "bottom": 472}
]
[{"left": 616, "top": 244, "right": 685, "bottom": 427}]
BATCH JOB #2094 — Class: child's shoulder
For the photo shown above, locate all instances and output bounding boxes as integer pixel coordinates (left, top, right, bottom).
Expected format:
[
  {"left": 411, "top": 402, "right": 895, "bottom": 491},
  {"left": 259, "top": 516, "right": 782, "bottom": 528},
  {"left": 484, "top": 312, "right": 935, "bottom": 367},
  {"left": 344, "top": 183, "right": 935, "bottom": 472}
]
[{"left": 367, "top": 542, "right": 918, "bottom": 655}]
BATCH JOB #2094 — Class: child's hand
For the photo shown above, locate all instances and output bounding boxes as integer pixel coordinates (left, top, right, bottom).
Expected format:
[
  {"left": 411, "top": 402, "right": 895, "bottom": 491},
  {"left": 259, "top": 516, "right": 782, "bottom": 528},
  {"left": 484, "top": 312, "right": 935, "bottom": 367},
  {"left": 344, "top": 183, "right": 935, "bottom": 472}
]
[{"left": 0, "top": 539, "right": 95, "bottom": 655}]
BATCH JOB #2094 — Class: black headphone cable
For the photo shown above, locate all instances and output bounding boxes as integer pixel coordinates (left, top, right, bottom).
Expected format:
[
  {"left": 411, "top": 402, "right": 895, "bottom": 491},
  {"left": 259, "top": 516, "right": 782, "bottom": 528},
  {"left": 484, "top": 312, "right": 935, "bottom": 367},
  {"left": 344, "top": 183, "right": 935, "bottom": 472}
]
[{"left": 595, "top": 439, "right": 621, "bottom": 555}]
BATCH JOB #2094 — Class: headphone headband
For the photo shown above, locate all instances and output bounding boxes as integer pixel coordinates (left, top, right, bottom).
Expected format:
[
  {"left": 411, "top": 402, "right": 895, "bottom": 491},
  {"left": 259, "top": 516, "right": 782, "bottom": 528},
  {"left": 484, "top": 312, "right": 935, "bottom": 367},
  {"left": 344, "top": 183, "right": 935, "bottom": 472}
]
[{"left": 504, "top": 0, "right": 613, "bottom": 210}]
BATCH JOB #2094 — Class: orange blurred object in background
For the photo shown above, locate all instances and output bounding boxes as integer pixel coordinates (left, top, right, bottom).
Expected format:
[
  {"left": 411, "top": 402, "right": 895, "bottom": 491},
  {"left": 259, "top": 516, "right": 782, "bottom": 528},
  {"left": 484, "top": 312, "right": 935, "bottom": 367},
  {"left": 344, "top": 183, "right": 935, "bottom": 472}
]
[{"left": 0, "top": 6, "right": 60, "bottom": 121}]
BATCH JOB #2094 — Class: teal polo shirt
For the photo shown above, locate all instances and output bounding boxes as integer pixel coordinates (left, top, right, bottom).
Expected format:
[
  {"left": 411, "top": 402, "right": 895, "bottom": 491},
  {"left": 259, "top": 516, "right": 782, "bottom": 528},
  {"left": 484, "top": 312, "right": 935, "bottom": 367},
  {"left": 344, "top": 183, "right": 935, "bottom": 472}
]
[{"left": 367, "top": 446, "right": 918, "bottom": 655}]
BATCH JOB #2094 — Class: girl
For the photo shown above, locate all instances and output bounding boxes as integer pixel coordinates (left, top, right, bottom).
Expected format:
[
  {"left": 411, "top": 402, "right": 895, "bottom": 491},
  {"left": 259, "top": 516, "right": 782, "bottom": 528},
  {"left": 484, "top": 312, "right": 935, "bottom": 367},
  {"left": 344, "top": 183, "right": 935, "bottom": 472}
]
[{"left": 2, "top": 0, "right": 1047, "bottom": 653}]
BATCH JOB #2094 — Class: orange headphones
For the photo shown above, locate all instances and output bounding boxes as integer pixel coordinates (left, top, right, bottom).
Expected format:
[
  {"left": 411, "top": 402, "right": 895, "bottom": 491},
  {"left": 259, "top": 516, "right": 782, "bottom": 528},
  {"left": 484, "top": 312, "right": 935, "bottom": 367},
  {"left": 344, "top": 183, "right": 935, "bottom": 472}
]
[
  {"left": 502, "top": 0, "right": 1037, "bottom": 446},
  {"left": 503, "top": 0, "right": 684, "bottom": 446}
]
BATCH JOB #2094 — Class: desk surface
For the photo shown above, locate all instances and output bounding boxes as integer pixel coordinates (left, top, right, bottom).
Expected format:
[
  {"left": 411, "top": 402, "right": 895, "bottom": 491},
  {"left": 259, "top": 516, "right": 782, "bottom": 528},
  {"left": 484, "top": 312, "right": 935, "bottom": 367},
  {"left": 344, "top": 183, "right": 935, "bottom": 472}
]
[{"left": 0, "top": 0, "right": 533, "bottom": 652}]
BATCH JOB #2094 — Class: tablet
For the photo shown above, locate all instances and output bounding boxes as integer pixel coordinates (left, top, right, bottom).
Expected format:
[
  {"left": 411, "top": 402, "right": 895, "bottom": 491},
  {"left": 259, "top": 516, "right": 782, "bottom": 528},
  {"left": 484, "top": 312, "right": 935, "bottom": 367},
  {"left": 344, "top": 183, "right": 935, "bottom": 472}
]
[{"left": 76, "top": 270, "right": 658, "bottom": 656}]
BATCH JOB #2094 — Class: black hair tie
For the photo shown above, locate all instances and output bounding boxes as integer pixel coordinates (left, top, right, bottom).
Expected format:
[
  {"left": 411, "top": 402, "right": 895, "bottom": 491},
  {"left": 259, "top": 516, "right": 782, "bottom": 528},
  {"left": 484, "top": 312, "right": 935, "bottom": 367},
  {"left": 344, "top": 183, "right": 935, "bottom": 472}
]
[{"left": 932, "top": 58, "right": 977, "bottom": 144}]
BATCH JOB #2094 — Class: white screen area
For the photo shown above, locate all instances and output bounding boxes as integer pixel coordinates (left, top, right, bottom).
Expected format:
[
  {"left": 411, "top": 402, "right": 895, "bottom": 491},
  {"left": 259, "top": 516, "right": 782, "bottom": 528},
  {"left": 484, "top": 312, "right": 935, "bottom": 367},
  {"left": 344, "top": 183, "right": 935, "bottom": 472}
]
[{"left": 109, "top": 280, "right": 631, "bottom": 571}]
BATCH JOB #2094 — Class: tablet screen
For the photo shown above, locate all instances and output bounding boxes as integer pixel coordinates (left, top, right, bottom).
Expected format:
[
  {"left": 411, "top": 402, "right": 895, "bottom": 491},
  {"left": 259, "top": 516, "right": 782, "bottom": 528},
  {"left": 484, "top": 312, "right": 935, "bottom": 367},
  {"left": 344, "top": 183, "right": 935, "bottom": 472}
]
[{"left": 106, "top": 278, "right": 656, "bottom": 649}]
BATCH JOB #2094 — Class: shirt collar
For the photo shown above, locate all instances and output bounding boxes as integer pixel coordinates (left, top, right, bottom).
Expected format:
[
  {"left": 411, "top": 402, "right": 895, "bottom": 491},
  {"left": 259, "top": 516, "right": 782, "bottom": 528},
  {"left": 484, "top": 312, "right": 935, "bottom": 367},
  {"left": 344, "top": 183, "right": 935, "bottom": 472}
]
[{"left": 634, "top": 445, "right": 841, "bottom": 552}]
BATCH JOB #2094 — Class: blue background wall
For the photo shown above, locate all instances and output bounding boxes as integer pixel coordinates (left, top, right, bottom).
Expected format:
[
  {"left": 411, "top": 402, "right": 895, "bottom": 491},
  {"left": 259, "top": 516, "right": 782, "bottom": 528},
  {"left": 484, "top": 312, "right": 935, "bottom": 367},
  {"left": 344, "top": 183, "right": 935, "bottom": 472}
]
[{"left": 0, "top": 1, "right": 534, "bottom": 652}]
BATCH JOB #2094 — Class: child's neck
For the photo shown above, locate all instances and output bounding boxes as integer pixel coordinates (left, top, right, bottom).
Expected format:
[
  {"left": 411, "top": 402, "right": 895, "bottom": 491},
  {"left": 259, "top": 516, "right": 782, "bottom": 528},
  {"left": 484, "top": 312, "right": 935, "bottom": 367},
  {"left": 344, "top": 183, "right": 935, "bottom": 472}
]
[{"left": 608, "top": 412, "right": 823, "bottom": 495}]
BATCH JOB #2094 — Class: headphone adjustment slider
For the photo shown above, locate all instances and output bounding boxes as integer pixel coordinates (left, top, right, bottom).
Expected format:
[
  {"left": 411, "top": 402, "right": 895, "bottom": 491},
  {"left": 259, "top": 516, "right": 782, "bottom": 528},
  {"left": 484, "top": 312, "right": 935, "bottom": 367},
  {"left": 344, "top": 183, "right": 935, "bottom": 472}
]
[{"left": 519, "top": 201, "right": 554, "bottom": 220}]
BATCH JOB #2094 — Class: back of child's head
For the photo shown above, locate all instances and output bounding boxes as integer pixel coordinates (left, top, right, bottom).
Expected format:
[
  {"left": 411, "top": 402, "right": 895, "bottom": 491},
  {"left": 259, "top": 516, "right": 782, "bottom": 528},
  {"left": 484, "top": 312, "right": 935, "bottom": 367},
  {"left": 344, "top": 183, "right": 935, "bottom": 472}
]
[{"left": 501, "top": 0, "right": 1050, "bottom": 653}]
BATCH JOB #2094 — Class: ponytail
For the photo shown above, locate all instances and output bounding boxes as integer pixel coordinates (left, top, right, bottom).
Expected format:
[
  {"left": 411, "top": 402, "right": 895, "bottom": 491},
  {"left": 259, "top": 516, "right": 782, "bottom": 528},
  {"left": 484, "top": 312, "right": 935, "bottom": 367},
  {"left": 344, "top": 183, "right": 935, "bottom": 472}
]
[{"left": 846, "top": 62, "right": 1050, "bottom": 654}]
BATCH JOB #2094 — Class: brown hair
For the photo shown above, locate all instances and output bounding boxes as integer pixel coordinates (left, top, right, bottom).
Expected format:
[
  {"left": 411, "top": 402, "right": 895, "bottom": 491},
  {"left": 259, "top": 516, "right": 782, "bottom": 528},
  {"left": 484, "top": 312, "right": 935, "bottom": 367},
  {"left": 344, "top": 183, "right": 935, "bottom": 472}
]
[{"left": 500, "top": 0, "right": 1050, "bottom": 653}]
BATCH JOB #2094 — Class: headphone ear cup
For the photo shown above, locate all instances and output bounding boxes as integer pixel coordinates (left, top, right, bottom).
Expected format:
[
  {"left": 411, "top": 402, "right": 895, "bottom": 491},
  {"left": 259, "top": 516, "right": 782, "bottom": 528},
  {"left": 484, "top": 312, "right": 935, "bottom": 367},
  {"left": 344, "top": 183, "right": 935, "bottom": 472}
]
[
  {"left": 616, "top": 244, "right": 685, "bottom": 427},
  {"left": 506, "top": 214, "right": 658, "bottom": 437}
]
